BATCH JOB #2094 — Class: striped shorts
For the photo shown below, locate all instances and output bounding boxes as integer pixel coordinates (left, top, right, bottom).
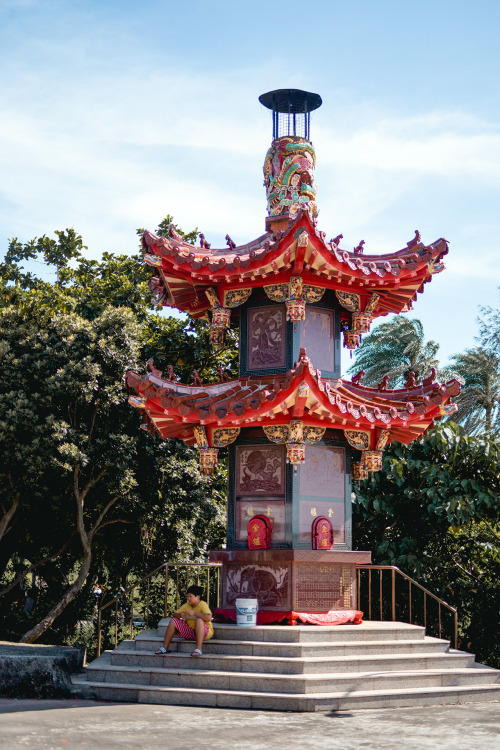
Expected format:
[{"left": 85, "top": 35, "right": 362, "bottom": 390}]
[{"left": 172, "top": 617, "right": 210, "bottom": 640}]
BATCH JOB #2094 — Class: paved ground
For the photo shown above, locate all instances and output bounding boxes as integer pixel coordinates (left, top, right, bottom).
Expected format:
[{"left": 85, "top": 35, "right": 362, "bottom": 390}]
[{"left": 0, "top": 699, "right": 499, "bottom": 750}]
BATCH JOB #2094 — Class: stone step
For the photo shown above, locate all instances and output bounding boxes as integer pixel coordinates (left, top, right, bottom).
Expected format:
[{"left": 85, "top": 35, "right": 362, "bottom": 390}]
[
  {"left": 131, "top": 635, "right": 449, "bottom": 658},
  {"left": 109, "top": 648, "right": 472, "bottom": 676},
  {"left": 155, "top": 620, "right": 428, "bottom": 643},
  {"left": 86, "top": 655, "right": 487, "bottom": 693},
  {"left": 83, "top": 679, "right": 500, "bottom": 711},
  {"left": 86, "top": 620, "right": 500, "bottom": 711}
]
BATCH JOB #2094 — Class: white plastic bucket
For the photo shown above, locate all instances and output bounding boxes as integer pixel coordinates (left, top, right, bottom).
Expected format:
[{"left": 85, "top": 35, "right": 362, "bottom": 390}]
[{"left": 235, "top": 598, "right": 258, "bottom": 627}]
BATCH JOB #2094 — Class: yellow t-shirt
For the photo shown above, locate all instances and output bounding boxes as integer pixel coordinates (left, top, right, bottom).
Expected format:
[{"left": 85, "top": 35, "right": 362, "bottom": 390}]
[{"left": 176, "top": 600, "right": 214, "bottom": 639}]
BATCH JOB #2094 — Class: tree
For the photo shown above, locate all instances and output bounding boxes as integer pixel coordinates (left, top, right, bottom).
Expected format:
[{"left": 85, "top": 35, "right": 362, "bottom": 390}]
[
  {"left": 347, "top": 317, "right": 440, "bottom": 387},
  {"left": 446, "top": 290, "right": 500, "bottom": 436},
  {"left": 0, "top": 218, "right": 235, "bottom": 644},
  {"left": 0, "top": 304, "right": 145, "bottom": 642},
  {"left": 448, "top": 347, "right": 500, "bottom": 435},
  {"left": 353, "top": 423, "right": 500, "bottom": 666},
  {"left": 136, "top": 214, "right": 199, "bottom": 246},
  {"left": 477, "top": 288, "right": 500, "bottom": 358}
]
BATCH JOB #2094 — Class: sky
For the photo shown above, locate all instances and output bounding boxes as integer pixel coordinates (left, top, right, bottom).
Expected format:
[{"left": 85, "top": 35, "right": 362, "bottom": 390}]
[{"left": 1, "top": 0, "right": 499, "bottom": 373}]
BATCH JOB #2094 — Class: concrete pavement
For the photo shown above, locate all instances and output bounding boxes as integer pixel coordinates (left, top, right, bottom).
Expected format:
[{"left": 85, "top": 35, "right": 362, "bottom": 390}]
[{"left": 0, "top": 699, "right": 499, "bottom": 750}]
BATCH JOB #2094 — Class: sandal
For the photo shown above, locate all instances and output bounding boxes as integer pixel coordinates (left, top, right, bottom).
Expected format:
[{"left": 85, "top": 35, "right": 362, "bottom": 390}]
[
  {"left": 155, "top": 647, "right": 172, "bottom": 655},
  {"left": 191, "top": 649, "right": 202, "bottom": 657}
]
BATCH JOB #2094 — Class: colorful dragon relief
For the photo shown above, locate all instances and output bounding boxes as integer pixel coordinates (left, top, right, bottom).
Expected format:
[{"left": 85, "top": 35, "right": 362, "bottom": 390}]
[{"left": 263, "top": 136, "right": 318, "bottom": 221}]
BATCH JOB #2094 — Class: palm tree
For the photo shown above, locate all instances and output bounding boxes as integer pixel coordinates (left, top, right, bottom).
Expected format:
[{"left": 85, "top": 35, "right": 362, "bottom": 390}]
[
  {"left": 478, "top": 288, "right": 500, "bottom": 358},
  {"left": 448, "top": 347, "right": 500, "bottom": 436},
  {"left": 347, "top": 317, "right": 441, "bottom": 388}
]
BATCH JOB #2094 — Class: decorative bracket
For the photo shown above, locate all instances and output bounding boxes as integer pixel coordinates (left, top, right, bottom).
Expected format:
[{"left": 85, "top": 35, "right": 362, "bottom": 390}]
[
  {"left": 263, "top": 420, "right": 326, "bottom": 466},
  {"left": 206, "top": 288, "right": 231, "bottom": 348},
  {"left": 193, "top": 425, "right": 219, "bottom": 475},
  {"left": 212, "top": 427, "right": 241, "bottom": 447},
  {"left": 264, "top": 276, "right": 325, "bottom": 322},
  {"left": 344, "top": 430, "right": 370, "bottom": 450}
]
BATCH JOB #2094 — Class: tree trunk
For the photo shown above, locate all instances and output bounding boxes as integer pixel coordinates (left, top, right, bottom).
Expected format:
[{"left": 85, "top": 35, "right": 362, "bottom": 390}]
[
  {"left": 485, "top": 402, "right": 492, "bottom": 435},
  {"left": 19, "top": 464, "right": 116, "bottom": 643},
  {"left": 19, "top": 546, "right": 92, "bottom": 643},
  {"left": 0, "top": 496, "right": 19, "bottom": 543},
  {"left": 0, "top": 534, "right": 74, "bottom": 598}
]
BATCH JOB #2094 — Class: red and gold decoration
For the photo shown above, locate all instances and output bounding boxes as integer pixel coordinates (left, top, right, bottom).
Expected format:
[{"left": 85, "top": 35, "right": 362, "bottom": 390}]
[
  {"left": 352, "top": 312, "right": 372, "bottom": 334},
  {"left": 286, "top": 442, "right": 306, "bottom": 466},
  {"left": 248, "top": 515, "right": 272, "bottom": 549},
  {"left": 362, "top": 450, "right": 383, "bottom": 473},
  {"left": 343, "top": 330, "right": 361, "bottom": 350},
  {"left": 344, "top": 430, "right": 370, "bottom": 450},
  {"left": 264, "top": 276, "right": 325, "bottom": 323},
  {"left": 312, "top": 516, "right": 334, "bottom": 550},
  {"left": 213, "top": 427, "right": 241, "bottom": 447},
  {"left": 351, "top": 462, "right": 368, "bottom": 482},
  {"left": 127, "top": 88, "right": 460, "bottom": 625},
  {"left": 199, "top": 447, "right": 219, "bottom": 476}
]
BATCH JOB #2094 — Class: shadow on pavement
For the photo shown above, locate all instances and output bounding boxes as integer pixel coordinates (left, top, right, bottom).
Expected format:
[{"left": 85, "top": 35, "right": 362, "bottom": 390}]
[{"left": 0, "top": 698, "right": 126, "bottom": 714}]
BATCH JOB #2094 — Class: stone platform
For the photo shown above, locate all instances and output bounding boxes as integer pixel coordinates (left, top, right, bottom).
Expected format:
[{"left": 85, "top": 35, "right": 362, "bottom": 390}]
[
  {"left": 209, "top": 549, "right": 371, "bottom": 615},
  {"left": 81, "top": 621, "right": 500, "bottom": 711}
]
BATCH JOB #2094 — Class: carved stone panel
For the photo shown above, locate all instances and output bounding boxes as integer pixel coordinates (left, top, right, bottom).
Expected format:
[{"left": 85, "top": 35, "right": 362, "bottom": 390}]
[
  {"left": 299, "top": 445, "right": 345, "bottom": 498},
  {"left": 292, "top": 562, "right": 355, "bottom": 610},
  {"left": 247, "top": 305, "right": 286, "bottom": 370},
  {"left": 223, "top": 564, "right": 290, "bottom": 609},
  {"left": 236, "top": 445, "right": 285, "bottom": 496},
  {"left": 299, "top": 307, "right": 335, "bottom": 372}
]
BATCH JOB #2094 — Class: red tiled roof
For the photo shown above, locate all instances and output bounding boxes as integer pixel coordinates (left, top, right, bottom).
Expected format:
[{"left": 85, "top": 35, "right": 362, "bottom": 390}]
[
  {"left": 126, "top": 353, "right": 460, "bottom": 448},
  {"left": 144, "top": 212, "right": 448, "bottom": 320}
]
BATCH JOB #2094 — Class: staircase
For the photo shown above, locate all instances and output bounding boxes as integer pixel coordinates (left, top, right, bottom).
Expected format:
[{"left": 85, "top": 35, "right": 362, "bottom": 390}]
[{"left": 80, "top": 620, "right": 500, "bottom": 711}]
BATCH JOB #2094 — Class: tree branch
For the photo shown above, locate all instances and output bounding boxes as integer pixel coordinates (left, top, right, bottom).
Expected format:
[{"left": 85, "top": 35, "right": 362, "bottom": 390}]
[
  {"left": 0, "top": 495, "right": 19, "bottom": 543},
  {"left": 451, "top": 558, "right": 483, "bottom": 583},
  {"left": 73, "top": 465, "right": 90, "bottom": 553},
  {"left": 87, "top": 404, "right": 98, "bottom": 447},
  {"left": 0, "top": 532, "right": 75, "bottom": 597},
  {"left": 93, "top": 518, "right": 133, "bottom": 532},
  {"left": 89, "top": 495, "right": 120, "bottom": 538}
]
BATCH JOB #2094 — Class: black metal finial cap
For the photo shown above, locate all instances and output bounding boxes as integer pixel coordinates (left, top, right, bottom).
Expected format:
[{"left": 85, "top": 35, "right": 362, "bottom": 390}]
[
  {"left": 259, "top": 89, "right": 322, "bottom": 114},
  {"left": 259, "top": 89, "right": 322, "bottom": 140}
]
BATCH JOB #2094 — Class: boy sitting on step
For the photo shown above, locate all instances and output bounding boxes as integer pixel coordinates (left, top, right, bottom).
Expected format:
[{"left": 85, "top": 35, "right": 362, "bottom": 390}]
[{"left": 155, "top": 584, "right": 213, "bottom": 657}]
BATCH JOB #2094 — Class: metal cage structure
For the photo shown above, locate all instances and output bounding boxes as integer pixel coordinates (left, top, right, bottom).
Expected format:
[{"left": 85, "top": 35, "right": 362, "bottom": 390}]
[{"left": 259, "top": 88, "right": 322, "bottom": 140}]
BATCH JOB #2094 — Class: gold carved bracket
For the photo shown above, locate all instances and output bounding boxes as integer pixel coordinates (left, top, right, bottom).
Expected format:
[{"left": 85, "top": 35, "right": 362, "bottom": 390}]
[{"left": 344, "top": 430, "right": 370, "bottom": 450}]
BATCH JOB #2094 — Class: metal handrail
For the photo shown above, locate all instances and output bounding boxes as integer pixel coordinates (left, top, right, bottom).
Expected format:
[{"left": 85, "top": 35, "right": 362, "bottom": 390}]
[
  {"left": 357, "top": 565, "right": 458, "bottom": 649},
  {"left": 97, "top": 562, "right": 222, "bottom": 656}
]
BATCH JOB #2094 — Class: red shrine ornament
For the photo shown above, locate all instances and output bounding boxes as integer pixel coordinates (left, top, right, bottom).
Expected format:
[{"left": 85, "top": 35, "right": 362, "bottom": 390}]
[
  {"left": 312, "top": 516, "right": 334, "bottom": 550},
  {"left": 247, "top": 515, "right": 272, "bottom": 549}
]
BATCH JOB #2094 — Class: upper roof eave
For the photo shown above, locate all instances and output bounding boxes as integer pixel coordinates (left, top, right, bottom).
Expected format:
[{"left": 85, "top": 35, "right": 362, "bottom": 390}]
[{"left": 143, "top": 212, "right": 449, "bottom": 318}]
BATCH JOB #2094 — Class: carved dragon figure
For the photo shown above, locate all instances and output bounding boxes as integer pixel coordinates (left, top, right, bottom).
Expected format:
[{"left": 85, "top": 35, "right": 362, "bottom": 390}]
[{"left": 263, "top": 136, "right": 318, "bottom": 221}]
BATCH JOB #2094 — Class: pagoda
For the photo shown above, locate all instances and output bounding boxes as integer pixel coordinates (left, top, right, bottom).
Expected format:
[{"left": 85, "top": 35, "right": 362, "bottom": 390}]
[{"left": 126, "top": 89, "right": 460, "bottom": 626}]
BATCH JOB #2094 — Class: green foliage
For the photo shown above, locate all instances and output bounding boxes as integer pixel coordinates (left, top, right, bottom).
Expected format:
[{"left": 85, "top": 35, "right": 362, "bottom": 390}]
[
  {"left": 0, "top": 217, "right": 232, "bottom": 644},
  {"left": 136, "top": 214, "right": 199, "bottom": 246},
  {"left": 1, "top": 228, "right": 154, "bottom": 322},
  {"left": 143, "top": 315, "right": 238, "bottom": 384},
  {"left": 477, "top": 287, "right": 500, "bottom": 358},
  {"left": 354, "top": 423, "right": 500, "bottom": 666},
  {"left": 348, "top": 317, "right": 440, "bottom": 387},
  {"left": 447, "top": 291, "right": 500, "bottom": 436},
  {"left": 448, "top": 347, "right": 500, "bottom": 435}
]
